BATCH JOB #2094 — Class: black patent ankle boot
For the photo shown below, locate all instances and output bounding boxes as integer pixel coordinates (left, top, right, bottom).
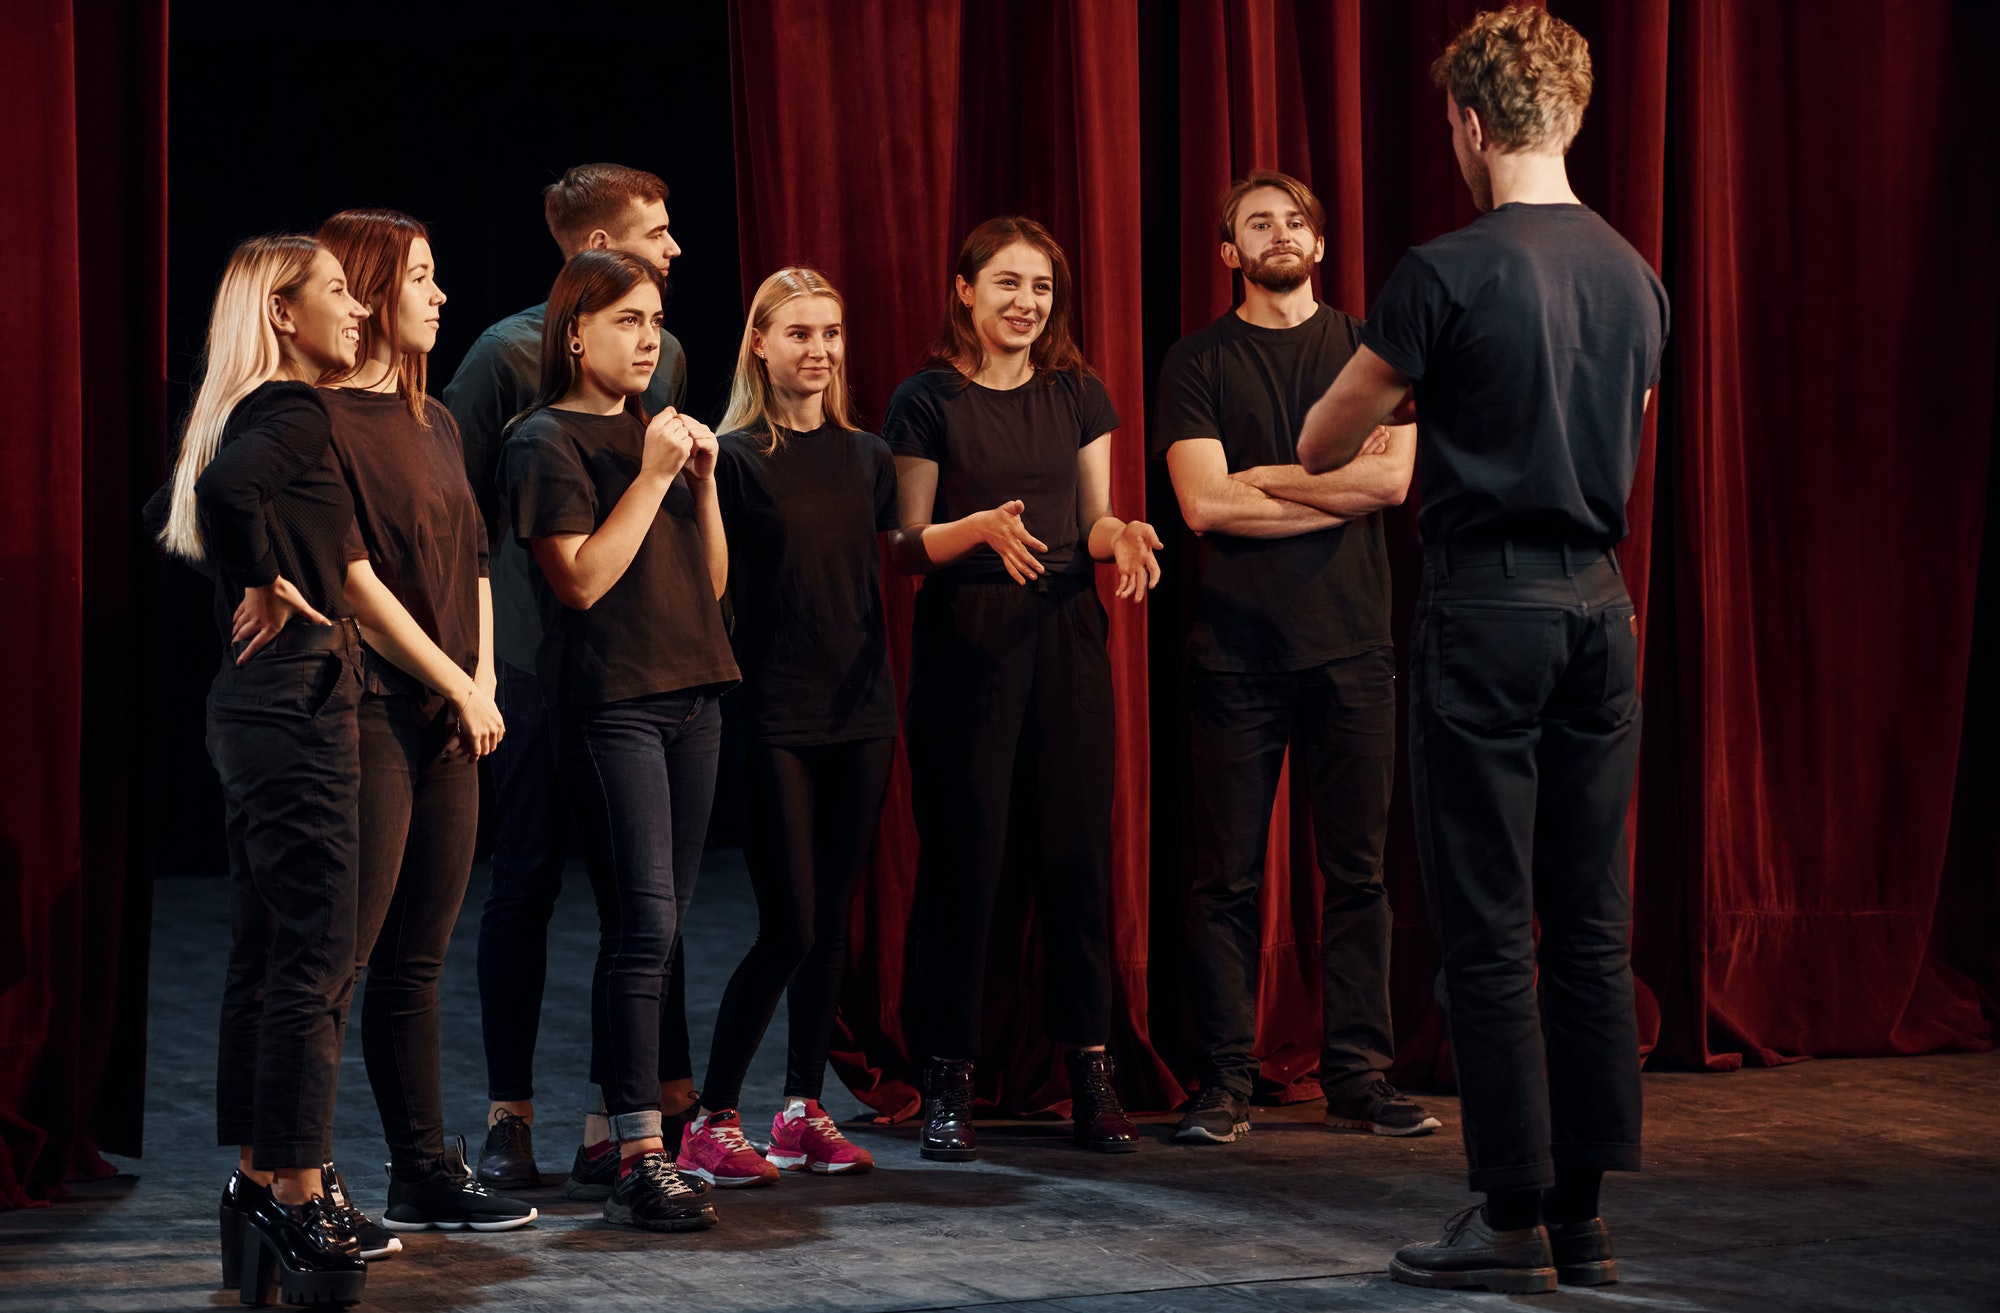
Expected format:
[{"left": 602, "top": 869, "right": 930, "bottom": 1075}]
[
  {"left": 236, "top": 1191, "right": 367, "bottom": 1307},
  {"left": 920, "top": 1058, "right": 977, "bottom": 1161},
  {"left": 219, "top": 1170, "right": 268, "bottom": 1289},
  {"left": 1066, "top": 1048, "right": 1140, "bottom": 1153}
]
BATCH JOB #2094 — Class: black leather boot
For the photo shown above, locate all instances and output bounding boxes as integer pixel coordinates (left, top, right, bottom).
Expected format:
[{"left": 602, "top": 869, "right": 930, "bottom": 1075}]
[
  {"left": 236, "top": 1190, "right": 367, "bottom": 1307},
  {"left": 920, "top": 1058, "right": 977, "bottom": 1161},
  {"left": 219, "top": 1170, "right": 267, "bottom": 1289},
  {"left": 1065, "top": 1048, "right": 1140, "bottom": 1153}
]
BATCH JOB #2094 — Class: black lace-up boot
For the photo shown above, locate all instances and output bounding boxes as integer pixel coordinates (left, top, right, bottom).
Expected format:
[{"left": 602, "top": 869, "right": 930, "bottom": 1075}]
[
  {"left": 1065, "top": 1048, "right": 1140, "bottom": 1153},
  {"left": 920, "top": 1058, "right": 977, "bottom": 1161}
]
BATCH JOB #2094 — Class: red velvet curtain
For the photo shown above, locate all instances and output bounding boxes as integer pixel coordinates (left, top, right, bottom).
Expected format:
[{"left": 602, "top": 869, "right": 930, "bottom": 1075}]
[
  {"left": 0, "top": 0, "right": 166, "bottom": 1207},
  {"left": 732, "top": 0, "right": 1996, "bottom": 1115}
]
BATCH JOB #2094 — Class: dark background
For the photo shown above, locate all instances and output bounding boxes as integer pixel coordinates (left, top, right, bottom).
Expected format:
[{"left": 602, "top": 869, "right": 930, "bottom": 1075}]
[{"left": 160, "top": 3, "right": 748, "bottom": 872}]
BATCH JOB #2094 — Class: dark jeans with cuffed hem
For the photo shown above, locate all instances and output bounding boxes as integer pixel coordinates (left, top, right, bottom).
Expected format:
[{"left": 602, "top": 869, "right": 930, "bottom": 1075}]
[
  {"left": 561, "top": 689, "right": 721, "bottom": 1131},
  {"left": 352, "top": 683, "right": 479, "bottom": 1175},
  {"left": 1184, "top": 646, "right": 1397, "bottom": 1101},
  {"left": 211, "top": 626, "right": 364, "bottom": 1171},
  {"left": 908, "top": 574, "right": 1116, "bottom": 1060},
  {"left": 477, "top": 659, "right": 693, "bottom": 1104},
  {"left": 1408, "top": 541, "right": 1644, "bottom": 1195},
  {"left": 701, "top": 736, "right": 894, "bottom": 1112}
]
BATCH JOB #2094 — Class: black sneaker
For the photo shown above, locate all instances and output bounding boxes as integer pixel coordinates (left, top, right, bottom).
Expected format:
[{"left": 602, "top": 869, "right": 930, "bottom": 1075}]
[
  {"left": 475, "top": 1110, "right": 540, "bottom": 1190},
  {"left": 603, "top": 1151, "right": 719, "bottom": 1233},
  {"left": 320, "top": 1162, "right": 401, "bottom": 1259},
  {"left": 382, "top": 1136, "right": 538, "bottom": 1233},
  {"left": 1324, "top": 1076, "right": 1442, "bottom": 1137},
  {"left": 1390, "top": 1204, "right": 1557, "bottom": 1294},
  {"left": 564, "top": 1143, "right": 619, "bottom": 1201},
  {"left": 1174, "top": 1084, "right": 1251, "bottom": 1144}
]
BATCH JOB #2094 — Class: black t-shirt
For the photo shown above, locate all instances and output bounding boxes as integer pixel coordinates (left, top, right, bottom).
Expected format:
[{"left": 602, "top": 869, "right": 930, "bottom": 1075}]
[
  {"left": 714, "top": 423, "right": 899, "bottom": 745},
  {"left": 186, "top": 380, "right": 360, "bottom": 643},
  {"left": 881, "top": 366, "right": 1119, "bottom": 582},
  {"left": 1153, "top": 304, "right": 1393, "bottom": 671},
  {"left": 324, "top": 388, "right": 489, "bottom": 683},
  {"left": 500, "top": 406, "right": 738, "bottom": 709},
  {"left": 1362, "top": 203, "right": 1669, "bottom": 545}
]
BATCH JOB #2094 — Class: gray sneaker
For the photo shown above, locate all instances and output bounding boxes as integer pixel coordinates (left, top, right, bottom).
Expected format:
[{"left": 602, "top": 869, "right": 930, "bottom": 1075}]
[
  {"left": 1173, "top": 1084, "right": 1251, "bottom": 1144},
  {"left": 1324, "top": 1077, "right": 1441, "bottom": 1136}
]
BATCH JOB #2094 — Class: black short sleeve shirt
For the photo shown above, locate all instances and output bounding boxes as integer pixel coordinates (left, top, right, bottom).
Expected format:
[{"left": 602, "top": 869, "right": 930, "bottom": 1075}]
[
  {"left": 1361, "top": 203, "right": 1670, "bottom": 545},
  {"left": 1152, "top": 305, "right": 1393, "bottom": 671},
  {"left": 714, "top": 423, "right": 899, "bottom": 745},
  {"left": 500, "top": 406, "right": 738, "bottom": 708},
  {"left": 882, "top": 367, "right": 1119, "bottom": 582}
]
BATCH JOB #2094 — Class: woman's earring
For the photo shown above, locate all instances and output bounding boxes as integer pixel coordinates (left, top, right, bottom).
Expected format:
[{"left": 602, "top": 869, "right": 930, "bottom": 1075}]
[{"left": 570, "top": 340, "right": 583, "bottom": 354}]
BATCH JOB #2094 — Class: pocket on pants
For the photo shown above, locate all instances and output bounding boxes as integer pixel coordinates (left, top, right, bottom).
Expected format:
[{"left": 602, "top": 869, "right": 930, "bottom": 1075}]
[
  {"left": 1432, "top": 604, "right": 1566, "bottom": 732},
  {"left": 1600, "top": 608, "right": 1640, "bottom": 724}
]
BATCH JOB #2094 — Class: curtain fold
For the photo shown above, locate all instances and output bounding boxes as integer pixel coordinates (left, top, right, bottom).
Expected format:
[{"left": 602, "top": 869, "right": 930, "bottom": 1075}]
[{"left": 0, "top": 0, "right": 165, "bottom": 1208}]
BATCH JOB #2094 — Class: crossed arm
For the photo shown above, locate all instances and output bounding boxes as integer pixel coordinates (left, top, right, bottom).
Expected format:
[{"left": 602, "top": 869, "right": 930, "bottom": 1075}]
[{"left": 1164, "top": 420, "right": 1413, "bottom": 539}]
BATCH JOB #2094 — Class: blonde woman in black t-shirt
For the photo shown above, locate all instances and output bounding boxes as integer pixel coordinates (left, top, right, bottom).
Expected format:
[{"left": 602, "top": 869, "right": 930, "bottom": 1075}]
[
  {"left": 500, "top": 249, "right": 736, "bottom": 1234},
  {"left": 882, "top": 216, "right": 1162, "bottom": 1162},
  {"left": 679, "top": 267, "right": 897, "bottom": 1186}
]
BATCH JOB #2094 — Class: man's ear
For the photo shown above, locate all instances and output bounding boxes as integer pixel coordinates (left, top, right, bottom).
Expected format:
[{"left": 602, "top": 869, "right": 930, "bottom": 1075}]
[
  {"left": 1462, "top": 103, "right": 1488, "bottom": 153},
  {"left": 584, "top": 228, "right": 613, "bottom": 251},
  {"left": 1220, "top": 241, "right": 1244, "bottom": 271},
  {"left": 1310, "top": 233, "right": 1326, "bottom": 265}
]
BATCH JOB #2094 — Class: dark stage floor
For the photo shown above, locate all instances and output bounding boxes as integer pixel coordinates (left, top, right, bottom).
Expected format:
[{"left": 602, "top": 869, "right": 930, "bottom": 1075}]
[{"left": 3, "top": 856, "right": 1996, "bottom": 1312}]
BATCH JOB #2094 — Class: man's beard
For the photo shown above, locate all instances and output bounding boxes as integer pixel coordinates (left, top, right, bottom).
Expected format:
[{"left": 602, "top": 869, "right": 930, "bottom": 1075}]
[{"left": 1241, "top": 248, "right": 1316, "bottom": 293}]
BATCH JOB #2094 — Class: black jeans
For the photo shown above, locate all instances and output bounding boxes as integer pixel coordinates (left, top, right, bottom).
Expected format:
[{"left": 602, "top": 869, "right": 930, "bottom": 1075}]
[
  {"left": 701, "top": 737, "right": 895, "bottom": 1112},
  {"left": 562, "top": 689, "right": 721, "bottom": 1142},
  {"left": 908, "top": 574, "right": 1116, "bottom": 1059},
  {"left": 1184, "top": 646, "right": 1397, "bottom": 1099},
  {"left": 1409, "top": 541, "right": 1644, "bottom": 1194},
  {"left": 210, "top": 621, "right": 364, "bottom": 1170},
  {"left": 477, "top": 659, "right": 692, "bottom": 1103},
  {"left": 352, "top": 681, "right": 479, "bottom": 1175}
]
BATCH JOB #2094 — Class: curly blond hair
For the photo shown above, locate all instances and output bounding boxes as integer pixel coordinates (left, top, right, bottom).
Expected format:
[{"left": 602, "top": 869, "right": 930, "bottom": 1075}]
[{"left": 1430, "top": 6, "right": 1592, "bottom": 154}]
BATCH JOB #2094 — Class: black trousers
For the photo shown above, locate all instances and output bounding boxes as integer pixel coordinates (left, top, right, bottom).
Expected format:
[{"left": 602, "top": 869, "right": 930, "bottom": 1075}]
[
  {"left": 908, "top": 574, "right": 1116, "bottom": 1059},
  {"left": 701, "top": 736, "right": 895, "bottom": 1112},
  {"left": 1185, "top": 646, "right": 1397, "bottom": 1099},
  {"left": 476, "top": 659, "right": 693, "bottom": 1104},
  {"left": 211, "top": 622, "right": 364, "bottom": 1170},
  {"left": 1409, "top": 541, "right": 1644, "bottom": 1194},
  {"left": 351, "top": 682, "right": 479, "bottom": 1175}
]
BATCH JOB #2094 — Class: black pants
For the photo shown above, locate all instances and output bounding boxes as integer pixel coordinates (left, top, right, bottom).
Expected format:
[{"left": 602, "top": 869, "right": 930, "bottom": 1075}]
[
  {"left": 211, "top": 622, "right": 363, "bottom": 1170},
  {"left": 908, "top": 574, "right": 1116, "bottom": 1059},
  {"left": 476, "top": 659, "right": 693, "bottom": 1103},
  {"left": 352, "top": 681, "right": 478, "bottom": 1175},
  {"left": 1185, "top": 646, "right": 1397, "bottom": 1099},
  {"left": 702, "top": 737, "right": 895, "bottom": 1112},
  {"left": 562, "top": 689, "right": 721, "bottom": 1143},
  {"left": 1409, "top": 541, "right": 1643, "bottom": 1194}
]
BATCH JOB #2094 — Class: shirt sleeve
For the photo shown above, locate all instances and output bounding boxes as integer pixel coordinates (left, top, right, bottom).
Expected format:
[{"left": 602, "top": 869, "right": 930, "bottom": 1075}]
[
  {"left": 1360, "top": 251, "right": 1451, "bottom": 384},
  {"left": 867, "top": 434, "right": 899, "bottom": 532},
  {"left": 882, "top": 375, "right": 947, "bottom": 463},
  {"left": 1150, "top": 338, "right": 1217, "bottom": 458},
  {"left": 194, "top": 386, "right": 336, "bottom": 587},
  {"left": 502, "top": 426, "right": 600, "bottom": 543},
  {"left": 442, "top": 332, "right": 523, "bottom": 547},
  {"left": 1075, "top": 373, "right": 1121, "bottom": 447}
]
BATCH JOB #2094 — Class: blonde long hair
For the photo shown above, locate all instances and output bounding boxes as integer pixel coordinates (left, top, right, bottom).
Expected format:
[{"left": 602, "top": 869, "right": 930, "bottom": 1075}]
[
  {"left": 718, "top": 266, "right": 857, "bottom": 452},
  {"left": 157, "top": 234, "right": 323, "bottom": 561}
]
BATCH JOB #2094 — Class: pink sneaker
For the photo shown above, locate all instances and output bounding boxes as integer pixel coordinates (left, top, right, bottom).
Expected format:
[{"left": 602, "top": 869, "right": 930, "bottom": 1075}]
[
  {"left": 765, "top": 1100, "right": 875, "bottom": 1175},
  {"left": 676, "top": 1109, "right": 779, "bottom": 1187}
]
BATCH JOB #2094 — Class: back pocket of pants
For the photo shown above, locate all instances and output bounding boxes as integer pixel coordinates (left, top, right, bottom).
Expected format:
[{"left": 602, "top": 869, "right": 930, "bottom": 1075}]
[{"left": 1432, "top": 605, "right": 1566, "bottom": 732}]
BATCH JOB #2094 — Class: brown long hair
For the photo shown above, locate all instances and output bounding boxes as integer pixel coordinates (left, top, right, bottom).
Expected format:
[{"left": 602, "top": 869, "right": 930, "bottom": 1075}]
[
  {"left": 316, "top": 208, "right": 432, "bottom": 421},
  {"left": 924, "top": 216, "right": 1093, "bottom": 382},
  {"left": 512, "top": 249, "right": 668, "bottom": 433},
  {"left": 718, "top": 266, "right": 858, "bottom": 453}
]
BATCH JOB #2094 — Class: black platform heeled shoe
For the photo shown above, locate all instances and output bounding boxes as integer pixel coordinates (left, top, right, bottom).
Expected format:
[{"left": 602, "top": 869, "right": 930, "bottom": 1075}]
[
  {"left": 920, "top": 1058, "right": 978, "bottom": 1161},
  {"left": 1065, "top": 1048, "right": 1141, "bottom": 1153},
  {"left": 219, "top": 1170, "right": 267, "bottom": 1289},
  {"left": 236, "top": 1189, "right": 367, "bottom": 1308}
]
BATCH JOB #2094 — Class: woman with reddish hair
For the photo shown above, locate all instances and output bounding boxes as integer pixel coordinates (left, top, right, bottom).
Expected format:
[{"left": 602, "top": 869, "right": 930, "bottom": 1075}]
[
  {"left": 883, "top": 216, "right": 1162, "bottom": 1162},
  {"left": 500, "top": 248, "right": 736, "bottom": 1233}
]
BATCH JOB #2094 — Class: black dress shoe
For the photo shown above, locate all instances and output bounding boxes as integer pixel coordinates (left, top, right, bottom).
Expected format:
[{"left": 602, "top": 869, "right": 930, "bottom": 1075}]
[
  {"left": 1549, "top": 1216, "right": 1619, "bottom": 1285},
  {"left": 475, "top": 1110, "right": 541, "bottom": 1190},
  {"left": 920, "top": 1058, "right": 977, "bottom": 1161},
  {"left": 1389, "top": 1204, "right": 1557, "bottom": 1294},
  {"left": 1065, "top": 1049, "right": 1140, "bottom": 1153},
  {"left": 236, "top": 1191, "right": 367, "bottom": 1307}
]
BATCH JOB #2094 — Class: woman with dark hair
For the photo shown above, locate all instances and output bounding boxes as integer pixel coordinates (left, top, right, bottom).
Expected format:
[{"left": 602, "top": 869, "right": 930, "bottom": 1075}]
[
  {"left": 500, "top": 248, "right": 735, "bottom": 1233},
  {"left": 675, "top": 267, "right": 894, "bottom": 1186},
  {"left": 883, "top": 216, "right": 1162, "bottom": 1162},
  {"left": 150, "top": 233, "right": 373, "bottom": 1306},
  {"left": 313, "top": 208, "right": 533, "bottom": 1239}
]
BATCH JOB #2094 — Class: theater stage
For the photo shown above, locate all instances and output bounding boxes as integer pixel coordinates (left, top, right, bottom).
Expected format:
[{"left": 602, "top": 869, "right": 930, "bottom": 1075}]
[{"left": 3, "top": 855, "right": 1994, "bottom": 1312}]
